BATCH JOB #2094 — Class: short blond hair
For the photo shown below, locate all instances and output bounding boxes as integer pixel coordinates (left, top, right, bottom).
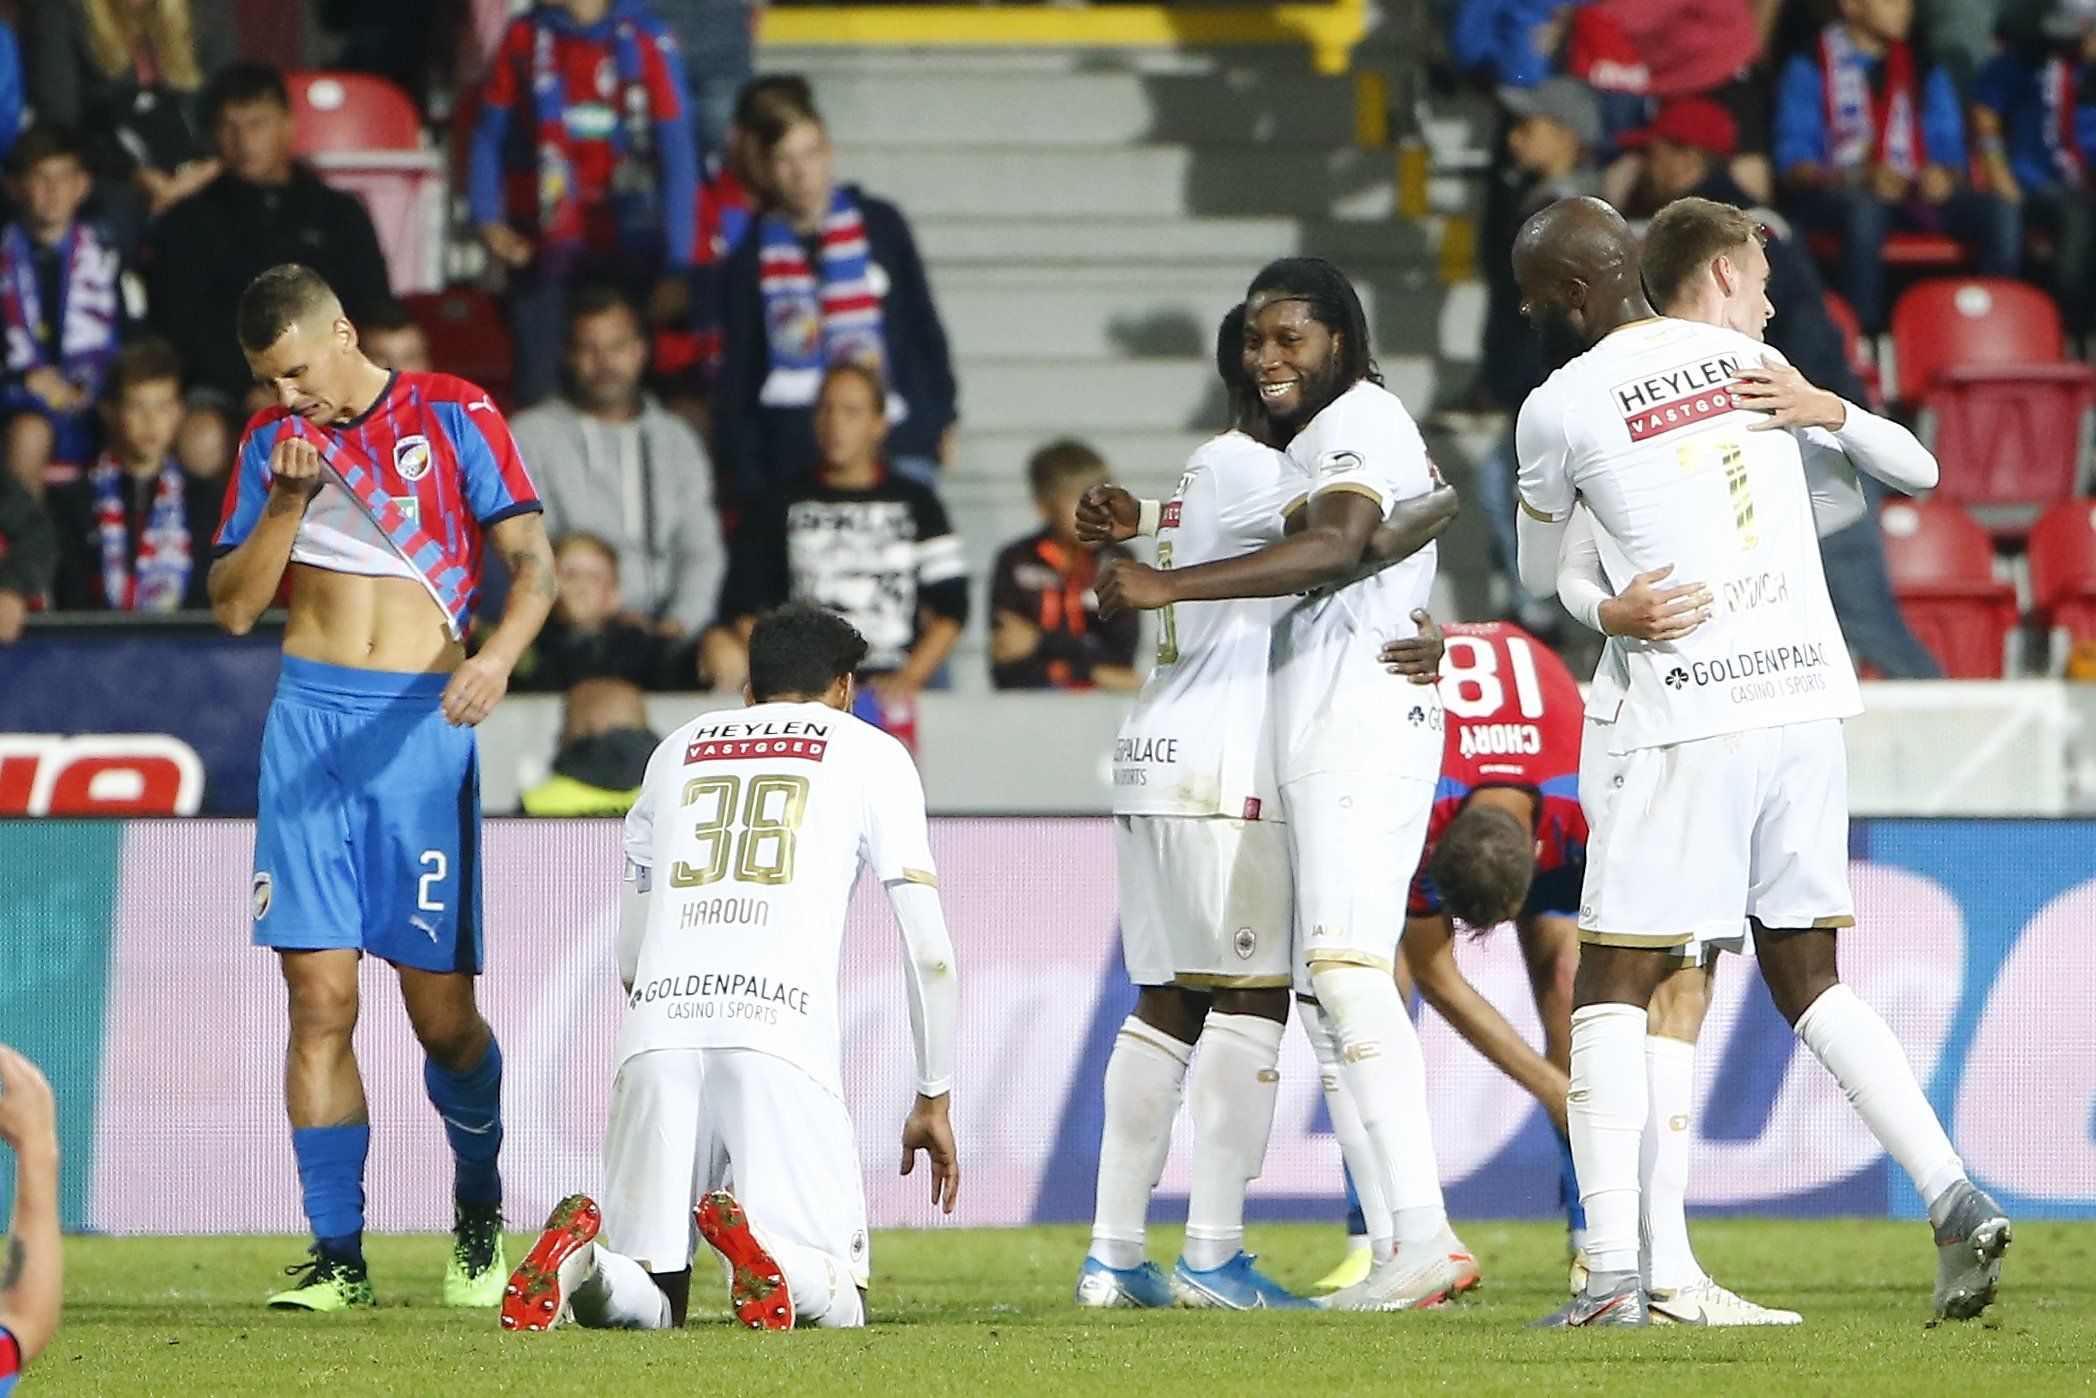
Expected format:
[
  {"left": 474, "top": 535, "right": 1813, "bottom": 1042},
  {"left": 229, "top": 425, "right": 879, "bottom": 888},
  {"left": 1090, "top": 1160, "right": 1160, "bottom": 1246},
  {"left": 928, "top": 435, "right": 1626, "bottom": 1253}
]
[{"left": 1642, "top": 197, "right": 1762, "bottom": 311}]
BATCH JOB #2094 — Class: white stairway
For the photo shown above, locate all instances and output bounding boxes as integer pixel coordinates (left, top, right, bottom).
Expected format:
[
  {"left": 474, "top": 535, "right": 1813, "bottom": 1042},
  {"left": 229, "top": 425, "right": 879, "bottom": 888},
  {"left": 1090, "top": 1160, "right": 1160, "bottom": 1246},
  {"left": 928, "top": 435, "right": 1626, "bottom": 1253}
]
[{"left": 761, "top": 44, "right": 1459, "bottom": 681}]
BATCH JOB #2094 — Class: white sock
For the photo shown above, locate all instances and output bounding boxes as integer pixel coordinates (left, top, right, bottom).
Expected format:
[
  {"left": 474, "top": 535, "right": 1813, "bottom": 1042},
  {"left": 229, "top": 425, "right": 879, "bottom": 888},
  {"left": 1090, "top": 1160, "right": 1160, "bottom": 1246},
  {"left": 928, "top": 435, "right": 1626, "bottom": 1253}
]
[
  {"left": 1641, "top": 1035, "right": 1704, "bottom": 1290},
  {"left": 568, "top": 1245, "right": 672, "bottom": 1329},
  {"left": 1793, "top": 983, "right": 1966, "bottom": 1209},
  {"left": 1310, "top": 965, "right": 1447, "bottom": 1254},
  {"left": 1304, "top": 1005, "right": 1394, "bottom": 1261},
  {"left": 1183, "top": 1011, "right": 1286, "bottom": 1271},
  {"left": 759, "top": 1230, "right": 864, "bottom": 1329},
  {"left": 1568, "top": 1003, "right": 1649, "bottom": 1287},
  {"left": 1087, "top": 1015, "right": 1194, "bottom": 1269}
]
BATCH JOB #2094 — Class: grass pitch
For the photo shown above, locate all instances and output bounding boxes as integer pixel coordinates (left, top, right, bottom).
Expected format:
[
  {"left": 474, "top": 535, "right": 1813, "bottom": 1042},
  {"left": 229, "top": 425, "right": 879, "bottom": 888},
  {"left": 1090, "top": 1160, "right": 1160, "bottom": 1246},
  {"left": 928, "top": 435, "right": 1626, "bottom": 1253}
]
[{"left": 30, "top": 1219, "right": 2096, "bottom": 1395}]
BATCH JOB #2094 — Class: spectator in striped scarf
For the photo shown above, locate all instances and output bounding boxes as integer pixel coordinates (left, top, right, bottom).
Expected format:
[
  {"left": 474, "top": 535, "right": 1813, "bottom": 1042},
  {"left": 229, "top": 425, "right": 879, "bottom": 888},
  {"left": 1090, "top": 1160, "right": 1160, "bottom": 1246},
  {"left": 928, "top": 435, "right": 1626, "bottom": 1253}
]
[{"left": 715, "top": 76, "right": 957, "bottom": 510}]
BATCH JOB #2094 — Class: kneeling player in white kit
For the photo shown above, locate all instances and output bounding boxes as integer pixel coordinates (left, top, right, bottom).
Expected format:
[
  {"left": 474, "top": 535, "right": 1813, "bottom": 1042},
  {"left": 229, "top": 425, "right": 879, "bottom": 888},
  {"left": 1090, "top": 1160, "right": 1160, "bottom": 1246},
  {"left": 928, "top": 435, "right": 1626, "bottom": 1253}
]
[
  {"left": 1075, "top": 304, "right": 1456, "bottom": 1311},
  {"left": 1512, "top": 196, "right": 2008, "bottom": 1327},
  {"left": 1102, "top": 259, "right": 1475, "bottom": 1312},
  {"left": 501, "top": 603, "right": 959, "bottom": 1333}
]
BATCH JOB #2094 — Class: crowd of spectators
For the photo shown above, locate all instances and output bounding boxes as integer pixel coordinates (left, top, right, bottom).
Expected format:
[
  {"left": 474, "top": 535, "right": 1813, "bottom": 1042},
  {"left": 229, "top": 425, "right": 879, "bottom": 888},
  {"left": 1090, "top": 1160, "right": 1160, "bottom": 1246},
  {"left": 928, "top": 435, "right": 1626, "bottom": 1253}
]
[
  {"left": 0, "top": 0, "right": 1152, "bottom": 721},
  {"left": 1460, "top": 0, "right": 2096, "bottom": 678}
]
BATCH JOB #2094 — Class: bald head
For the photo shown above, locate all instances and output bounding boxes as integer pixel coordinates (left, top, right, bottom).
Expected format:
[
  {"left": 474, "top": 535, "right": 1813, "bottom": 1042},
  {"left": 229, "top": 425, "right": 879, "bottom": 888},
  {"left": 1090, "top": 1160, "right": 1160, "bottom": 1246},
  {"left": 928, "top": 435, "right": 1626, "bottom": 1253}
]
[{"left": 1510, "top": 196, "right": 1653, "bottom": 369}]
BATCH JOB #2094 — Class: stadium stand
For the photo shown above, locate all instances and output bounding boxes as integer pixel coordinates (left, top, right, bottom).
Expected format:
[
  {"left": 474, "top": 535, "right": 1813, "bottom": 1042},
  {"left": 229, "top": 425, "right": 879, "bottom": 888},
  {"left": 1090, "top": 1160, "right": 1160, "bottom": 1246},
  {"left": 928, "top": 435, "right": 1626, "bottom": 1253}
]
[
  {"left": 1889, "top": 278, "right": 2096, "bottom": 539},
  {"left": 1879, "top": 497, "right": 2022, "bottom": 679},
  {"left": 288, "top": 72, "right": 446, "bottom": 294}
]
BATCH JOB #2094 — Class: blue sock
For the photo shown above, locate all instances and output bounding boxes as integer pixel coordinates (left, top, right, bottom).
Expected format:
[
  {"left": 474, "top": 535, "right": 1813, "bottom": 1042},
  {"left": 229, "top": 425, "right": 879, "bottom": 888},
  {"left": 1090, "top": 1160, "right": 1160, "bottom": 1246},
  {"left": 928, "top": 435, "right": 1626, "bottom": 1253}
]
[
  {"left": 1343, "top": 1165, "right": 1367, "bottom": 1239},
  {"left": 1556, "top": 1130, "right": 1588, "bottom": 1234},
  {"left": 291, "top": 1124, "right": 369, "bottom": 1267},
  {"left": 425, "top": 1035, "right": 504, "bottom": 1210}
]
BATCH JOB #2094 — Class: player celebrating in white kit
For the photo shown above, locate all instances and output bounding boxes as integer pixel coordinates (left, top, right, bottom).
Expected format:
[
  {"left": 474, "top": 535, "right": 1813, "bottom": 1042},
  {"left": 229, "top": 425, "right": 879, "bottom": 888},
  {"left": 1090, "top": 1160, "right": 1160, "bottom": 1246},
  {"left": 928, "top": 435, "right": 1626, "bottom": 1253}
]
[
  {"left": 1100, "top": 258, "right": 1474, "bottom": 1312},
  {"left": 1512, "top": 196, "right": 2008, "bottom": 1327},
  {"left": 1074, "top": 304, "right": 1456, "bottom": 1311},
  {"left": 501, "top": 603, "right": 959, "bottom": 1334}
]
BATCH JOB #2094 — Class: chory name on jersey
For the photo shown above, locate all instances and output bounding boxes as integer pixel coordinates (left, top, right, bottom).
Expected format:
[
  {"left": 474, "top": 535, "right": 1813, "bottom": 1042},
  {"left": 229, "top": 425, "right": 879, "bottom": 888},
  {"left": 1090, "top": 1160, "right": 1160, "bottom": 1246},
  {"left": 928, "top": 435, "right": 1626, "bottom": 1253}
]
[
  {"left": 1458, "top": 722, "right": 1542, "bottom": 759},
  {"left": 686, "top": 717, "right": 832, "bottom": 765},
  {"left": 1613, "top": 353, "right": 1743, "bottom": 442},
  {"left": 1113, "top": 735, "right": 1180, "bottom": 786}
]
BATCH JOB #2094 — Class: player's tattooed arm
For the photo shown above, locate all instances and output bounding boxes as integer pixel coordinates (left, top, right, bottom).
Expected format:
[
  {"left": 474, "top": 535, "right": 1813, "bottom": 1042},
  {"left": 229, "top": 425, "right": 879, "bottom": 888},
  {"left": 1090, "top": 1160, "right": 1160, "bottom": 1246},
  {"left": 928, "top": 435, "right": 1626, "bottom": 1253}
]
[
  {"left": 0, "top": 1236, "right": 22, "bottom": 1290},
  {"left": 442, "top": 510, "right": 555, "bottom": 727}
]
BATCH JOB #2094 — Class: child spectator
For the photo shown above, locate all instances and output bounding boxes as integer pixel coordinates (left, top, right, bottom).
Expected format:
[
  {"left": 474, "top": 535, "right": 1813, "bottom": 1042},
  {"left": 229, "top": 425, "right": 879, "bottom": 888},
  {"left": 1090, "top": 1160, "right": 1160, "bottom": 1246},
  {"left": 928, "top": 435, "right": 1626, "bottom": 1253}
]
[
  {"left": 512, "top": 531, "right": 676, "bottom": 692},
  {"left": 47, "top": 337, "right": 219, "bottom": 612},
  {"left": 2, "top": 125, "right": 128, "bottom": 500},
  {"left": 357, "top": 297, "right": 432, "bottom": 373},
  {"left": 1774, "top": 0, "right": 2020, "bottom": 331},
  {"left": 989, "top": 439, "right": 1140, "bottom": 692},
  {"left": 468, "top": 0, "right": 700, "bottom": 407},
  {"left": 1973, "top": 0, "right": 2096, "bottom": 335},
  {"left": 0, "top": 468, "right": 56, "bottom": 642},
  {"left": 716, "top": 76, "right": 957, "bottom": 507},
  {"left": 704, "top": 361, "right": 966, "bottom": 713}
]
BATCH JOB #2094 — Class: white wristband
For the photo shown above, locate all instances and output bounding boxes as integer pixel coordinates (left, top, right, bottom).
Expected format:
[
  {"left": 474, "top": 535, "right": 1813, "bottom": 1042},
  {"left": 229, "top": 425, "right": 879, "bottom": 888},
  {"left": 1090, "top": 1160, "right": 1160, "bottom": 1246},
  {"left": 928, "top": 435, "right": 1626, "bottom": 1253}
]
[{"left": 1137, "top": 498, "right": 1162, "bottom": 538}]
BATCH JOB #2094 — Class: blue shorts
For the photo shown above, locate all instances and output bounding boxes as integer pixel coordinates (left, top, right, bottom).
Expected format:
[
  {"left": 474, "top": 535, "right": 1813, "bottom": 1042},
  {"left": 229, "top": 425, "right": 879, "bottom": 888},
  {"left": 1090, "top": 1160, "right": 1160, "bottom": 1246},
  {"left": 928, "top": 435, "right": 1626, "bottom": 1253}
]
[{"left": 251, "top": 657, "right": 483, "bottom": 974}]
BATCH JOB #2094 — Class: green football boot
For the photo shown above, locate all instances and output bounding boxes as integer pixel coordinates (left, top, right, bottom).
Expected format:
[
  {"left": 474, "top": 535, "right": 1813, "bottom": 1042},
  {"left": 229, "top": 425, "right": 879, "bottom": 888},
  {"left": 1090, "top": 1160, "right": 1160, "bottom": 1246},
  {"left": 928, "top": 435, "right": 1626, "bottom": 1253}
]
[
  {"left": 443, "top": 1202, "right": 509, "bottom": 1307},
  {"left": 267, "top": 1248, "right": 375, "bottom": 1311}
]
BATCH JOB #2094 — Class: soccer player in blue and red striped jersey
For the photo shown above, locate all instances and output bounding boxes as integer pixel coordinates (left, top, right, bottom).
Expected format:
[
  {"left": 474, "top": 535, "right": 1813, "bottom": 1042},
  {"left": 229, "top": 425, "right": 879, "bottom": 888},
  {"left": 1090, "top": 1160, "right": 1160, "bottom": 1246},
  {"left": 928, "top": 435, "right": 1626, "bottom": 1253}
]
[
  {"left": 0, "top": 1044, "right": 61, "bottom": 1394},
  {"left": 210, "top": 264, "right": 555, "bottom": 1312}
]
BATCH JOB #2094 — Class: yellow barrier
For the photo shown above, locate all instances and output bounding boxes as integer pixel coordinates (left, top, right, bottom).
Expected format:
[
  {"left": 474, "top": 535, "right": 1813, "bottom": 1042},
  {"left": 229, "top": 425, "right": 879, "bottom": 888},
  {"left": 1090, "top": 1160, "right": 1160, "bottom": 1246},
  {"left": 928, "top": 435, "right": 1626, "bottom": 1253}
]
[{"left": 758, "top": 1, "right": 1370, "bottom": 76}]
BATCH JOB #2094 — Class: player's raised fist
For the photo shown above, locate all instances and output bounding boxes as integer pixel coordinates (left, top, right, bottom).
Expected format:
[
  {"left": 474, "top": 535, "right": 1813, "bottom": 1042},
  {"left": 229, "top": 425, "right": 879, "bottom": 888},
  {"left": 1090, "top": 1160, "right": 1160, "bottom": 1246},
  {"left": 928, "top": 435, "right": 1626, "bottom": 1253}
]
[
  {"left": 1096, "top": 558, "right": 1172, "bottom": 617},
  {"left": 268, "top": 435, "right": 325, "bottom": 497},
  {"left": 1075, "top": 485, "right": 1140, "bottom": 544}
]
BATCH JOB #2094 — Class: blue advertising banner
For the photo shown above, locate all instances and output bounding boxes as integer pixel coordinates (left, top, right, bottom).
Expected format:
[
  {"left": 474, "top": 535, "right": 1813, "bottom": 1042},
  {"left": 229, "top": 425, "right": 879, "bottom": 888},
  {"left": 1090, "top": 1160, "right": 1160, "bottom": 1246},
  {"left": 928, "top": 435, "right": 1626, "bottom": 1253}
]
[{"left": 0, "top": 623, "right": 283, "bottom": 815}]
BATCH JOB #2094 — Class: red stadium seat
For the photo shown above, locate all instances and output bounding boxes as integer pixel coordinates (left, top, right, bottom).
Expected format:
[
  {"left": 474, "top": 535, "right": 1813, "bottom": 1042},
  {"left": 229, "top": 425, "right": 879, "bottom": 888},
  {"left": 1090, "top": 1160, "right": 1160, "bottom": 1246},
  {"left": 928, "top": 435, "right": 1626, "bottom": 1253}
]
[
  {"left": 287, "top": 74, "right": 446, "bottom": 293},
  {"left": 2026, "top": 500, "right": 2096, "bottom": 653},
  {"left": 287, "top": 73, "right": 423, "bottom": 155},
  {"left": 1822, "top": 288, "right": 1881, "bottom": 411},
  {"left": 404, "top": 289, "right": 513, "bottom": 406},
  {"left": 1879, "top": 498, "right": 2021, "bottom": 678},
  {"left": 1807, "top": 229, "right": 1966, "bottom": 274},
  {"left": 1888, "top": 278, "right": 2096, "bottom": 538}
]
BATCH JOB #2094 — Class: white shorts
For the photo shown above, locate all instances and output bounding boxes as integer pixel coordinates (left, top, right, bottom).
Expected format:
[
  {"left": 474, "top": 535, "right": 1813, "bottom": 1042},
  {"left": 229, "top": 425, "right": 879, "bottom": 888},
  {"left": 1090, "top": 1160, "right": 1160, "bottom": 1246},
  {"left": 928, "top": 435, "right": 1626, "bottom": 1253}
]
[
  {"left": 1578, "top": 718, "right": 1853, "bottom": 950},
  {"left": 600, "top": 1047, "right": 870, "bottom": 1286},
  {"left": 1115, "top": 814, "right": 1293, "bottom": 989},
  {"left": 1281, "top": 771, "right": 1435, "bottom": 996}
]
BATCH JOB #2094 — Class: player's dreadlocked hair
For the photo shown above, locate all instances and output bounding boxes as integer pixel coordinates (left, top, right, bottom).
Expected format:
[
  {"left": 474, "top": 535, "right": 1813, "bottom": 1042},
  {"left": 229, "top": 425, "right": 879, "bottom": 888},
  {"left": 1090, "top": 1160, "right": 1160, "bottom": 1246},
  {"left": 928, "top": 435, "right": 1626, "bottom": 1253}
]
[
  {"left": 748, "top": 603, "right": 871, "bottom": 703},
  {"left": 236, "top": 264, "right": 341, "bottom": 353},
  {"left": 1427, "top": 804, "right": 1537, "bottom": 933},
  {"left": 1244, "top": 257, "right": 1382, "bottom": 388},
  {"left": 1215, "top": 301, "right": 1257, "bottom": 425}
]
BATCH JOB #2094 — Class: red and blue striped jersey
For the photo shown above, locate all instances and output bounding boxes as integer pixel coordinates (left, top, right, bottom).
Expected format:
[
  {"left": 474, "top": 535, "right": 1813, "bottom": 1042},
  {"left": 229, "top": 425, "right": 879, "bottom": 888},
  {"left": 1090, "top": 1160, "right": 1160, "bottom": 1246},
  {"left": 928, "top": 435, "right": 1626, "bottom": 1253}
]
[
  {"left": 0, "top": 1323, "right": 19, "bottom": 1395},
  {"left": 1410, "top": 621, "right": 1588, "bottom": 918},
  {"left": 214, "top": 371, "right": 541, "bottom": 636}
]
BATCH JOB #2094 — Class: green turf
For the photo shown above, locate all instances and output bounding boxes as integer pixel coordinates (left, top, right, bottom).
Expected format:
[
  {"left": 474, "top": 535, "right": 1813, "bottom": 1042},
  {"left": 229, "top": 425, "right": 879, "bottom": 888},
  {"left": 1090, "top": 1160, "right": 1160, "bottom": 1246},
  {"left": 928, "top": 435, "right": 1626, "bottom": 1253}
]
[{"left": 25, "top": 1220, "right": 2096, "bottom": 1395}]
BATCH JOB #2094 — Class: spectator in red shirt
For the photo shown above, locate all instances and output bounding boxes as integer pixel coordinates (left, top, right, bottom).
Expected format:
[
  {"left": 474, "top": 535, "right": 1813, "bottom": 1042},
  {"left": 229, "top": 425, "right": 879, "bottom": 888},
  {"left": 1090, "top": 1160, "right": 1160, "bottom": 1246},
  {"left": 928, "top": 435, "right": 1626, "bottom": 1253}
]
[
  {"left": 989, "top": 439, "right": 1140, "bottom": 692},
  {"left": 468, "top": 0, "right": 700, "bottom": 407}
]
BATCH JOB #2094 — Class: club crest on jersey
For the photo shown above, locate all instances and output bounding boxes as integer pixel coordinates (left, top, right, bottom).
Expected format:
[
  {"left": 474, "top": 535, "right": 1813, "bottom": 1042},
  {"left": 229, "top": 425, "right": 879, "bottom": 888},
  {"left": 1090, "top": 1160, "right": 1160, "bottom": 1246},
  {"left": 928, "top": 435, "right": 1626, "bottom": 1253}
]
[
  {"left": 1234, "top": 927, "right": 1257, "bottom": 961},
  {"left": 1317, "top": 450, "right": 1362, "bottom": 477},
  {"left": 393, "top": 435, "right": 433, "bottom": 482},
  {"left": 1613, "top": 354, "right": 1743, "bottom": 441},
  {"left": 252, "top": 871, "right": 273, "bottom": 921}
]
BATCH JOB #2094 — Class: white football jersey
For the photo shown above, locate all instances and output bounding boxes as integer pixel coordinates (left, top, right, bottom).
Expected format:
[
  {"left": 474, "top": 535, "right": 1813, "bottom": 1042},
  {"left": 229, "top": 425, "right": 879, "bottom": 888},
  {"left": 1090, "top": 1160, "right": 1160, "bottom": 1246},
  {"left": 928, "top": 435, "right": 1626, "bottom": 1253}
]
[
  {"left": 1268, "top": 380, "right": 1445, "bottom": 781},
  {"left": 1517, "top": 317, "right": 1861, "bottom": 753},
  {"left": 1113, "top": 431, "right": 1293, "bottom": 819},
  {"left": 619, "top": 701, "right": 935, "bottom": 1096}
]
